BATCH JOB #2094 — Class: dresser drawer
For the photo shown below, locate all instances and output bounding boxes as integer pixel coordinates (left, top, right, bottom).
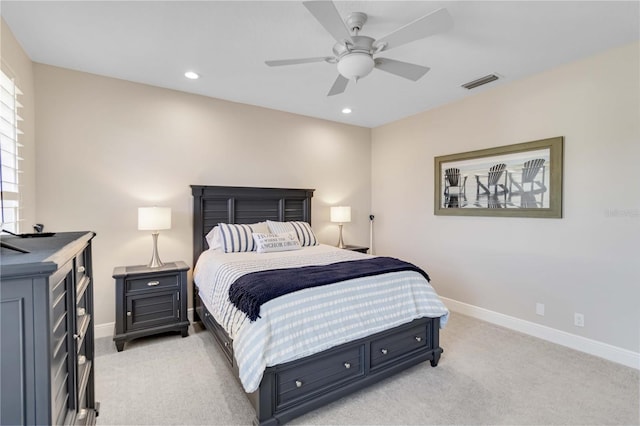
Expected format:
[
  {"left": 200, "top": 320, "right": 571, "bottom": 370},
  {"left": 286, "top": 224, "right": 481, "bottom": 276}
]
[
  {"left": 276, "top": 345, "right": 364, "bottom": 409},
  {"left": 126, "top": 273, "right": 178, "bottom": 293},
  {"left": 75, "top": 250, "right": 88, "bottom": 285},
  {"left": 370, "top": 323, "right": 430, "bottom": 369}
]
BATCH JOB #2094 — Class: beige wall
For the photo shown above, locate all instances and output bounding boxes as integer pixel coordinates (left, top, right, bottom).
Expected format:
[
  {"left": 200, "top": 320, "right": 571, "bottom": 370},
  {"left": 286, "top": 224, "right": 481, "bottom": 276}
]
[
  {"left": 371, "top": 42, "right": 640, "bottom": 352},
  {"left": 1, "top": 18, "right": 35, "bottom": 230},
  {"left": 33, "top": 64, "right": 371, "bottom": 326}
]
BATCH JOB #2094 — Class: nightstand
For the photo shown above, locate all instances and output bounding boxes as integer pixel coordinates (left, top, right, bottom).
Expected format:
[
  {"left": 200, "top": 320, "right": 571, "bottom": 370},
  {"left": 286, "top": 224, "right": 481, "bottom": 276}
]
[
  {"left": 113, "top": 261, "right": 190, "bottom": 352},
  {"left": 343, "top": 245, "right": 369, "bottom": 254}
]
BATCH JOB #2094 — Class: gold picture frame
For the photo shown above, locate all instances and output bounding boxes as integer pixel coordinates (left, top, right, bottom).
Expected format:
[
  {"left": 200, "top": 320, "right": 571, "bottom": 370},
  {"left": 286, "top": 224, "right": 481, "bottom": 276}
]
[{"left": 434, "top": 137, "right": 563, "bottom": 218}]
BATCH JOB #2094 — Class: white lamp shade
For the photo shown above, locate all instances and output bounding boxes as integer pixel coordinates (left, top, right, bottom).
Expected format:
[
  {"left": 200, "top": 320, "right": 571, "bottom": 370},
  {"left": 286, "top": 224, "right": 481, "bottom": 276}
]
[
  {"left": 337, "top": 53, "right": 374, "bottom": 80},
  {"left": 138, "top": 207, "right": 171, "bottom": 231},
  {"left": 330, "top": 206, "right": 351, "bottom": 223}
]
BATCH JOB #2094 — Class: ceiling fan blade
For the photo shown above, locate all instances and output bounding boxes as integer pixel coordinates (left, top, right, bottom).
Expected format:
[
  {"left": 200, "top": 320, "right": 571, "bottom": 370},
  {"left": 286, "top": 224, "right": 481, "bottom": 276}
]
[
  {"left": 303, "top": 1, "right": 353, "bottom": 44},
  {"left": 265, "top": 57, "right": 332, "bottom": 67},
  {"left": 327, "top": 74, "right": 349, "bottom": 96},
  {"left": 374, "top": 58, "right": 430, "bottom": 81},
  {"left": 375, "top": 8, "right": 453, "bottom": 52}
]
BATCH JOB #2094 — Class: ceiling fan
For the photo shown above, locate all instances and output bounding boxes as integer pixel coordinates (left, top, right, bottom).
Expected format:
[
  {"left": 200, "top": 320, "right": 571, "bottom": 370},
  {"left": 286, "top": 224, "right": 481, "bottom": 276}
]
[{"left": 265, "top": 1, "right": 453, "bottom": 96}]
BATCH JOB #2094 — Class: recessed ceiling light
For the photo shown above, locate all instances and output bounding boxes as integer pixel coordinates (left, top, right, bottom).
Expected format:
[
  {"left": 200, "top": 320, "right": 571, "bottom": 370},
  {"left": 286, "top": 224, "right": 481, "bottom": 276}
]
[
  {"left": 342, "top": 107, "right": 352, "bottom": 114},
  {"left": 184, "top": 71, "right": 199, "bottom": 80}
]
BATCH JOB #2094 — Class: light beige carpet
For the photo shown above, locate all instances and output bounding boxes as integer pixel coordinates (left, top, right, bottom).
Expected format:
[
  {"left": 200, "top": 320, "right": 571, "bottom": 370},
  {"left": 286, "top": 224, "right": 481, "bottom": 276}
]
[{"left": 94, "top": 312, "right": 639, "bottom": 425}]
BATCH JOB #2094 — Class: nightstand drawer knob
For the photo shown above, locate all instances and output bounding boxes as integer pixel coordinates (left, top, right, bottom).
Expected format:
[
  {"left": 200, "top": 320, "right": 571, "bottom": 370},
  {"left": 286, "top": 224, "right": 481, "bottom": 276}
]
[
  {"left": 127, "top": 311, "right": 132, "bottom": 317},
  {"left": 77, "top": 307, "right": 86, "bottom": 316},
  {"left": 295, "top": 380, "right": 303, "bottom": 388},
  {"left": 78, "top": 355, "right": 87, "bottom": 365},
  {"left": 381, "top": 348, "right": 388, "bottom": 355},
  {"left": 147, "top": 281, "right": 160, "bottom": 286},
  {"left": 77, "top": 266, "right": 86, "bottom": 273},
  {"left": 415, "top": 336, "right": 422, "bottom": 342},
  {"left": 344, "top": 362, "right": 351, "bottom": 369}
]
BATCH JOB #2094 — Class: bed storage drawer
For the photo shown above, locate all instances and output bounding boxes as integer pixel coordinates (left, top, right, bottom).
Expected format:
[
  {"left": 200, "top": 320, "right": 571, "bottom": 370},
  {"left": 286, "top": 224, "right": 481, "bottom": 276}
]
[
  {"left": 370, "top": 323, "right": 430, "bottom": 369},
  {"left": 202, "top": 308, "right": 233, "bottom": 364},
  {"left": 275, "top": 345, "right": 364, "bottom": 409}
]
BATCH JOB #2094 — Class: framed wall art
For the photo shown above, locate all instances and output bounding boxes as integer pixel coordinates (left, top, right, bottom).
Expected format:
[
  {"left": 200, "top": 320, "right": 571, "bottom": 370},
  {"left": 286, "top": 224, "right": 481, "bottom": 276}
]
[{"left": 434, "top": 136, "right": 563, "bottom": 218}]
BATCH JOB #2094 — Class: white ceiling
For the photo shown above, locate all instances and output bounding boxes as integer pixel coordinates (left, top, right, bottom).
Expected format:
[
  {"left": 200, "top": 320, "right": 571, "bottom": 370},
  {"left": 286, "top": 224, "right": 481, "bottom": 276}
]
[{"left": 2, "top": 1, "right": 638, "bottom": 128}]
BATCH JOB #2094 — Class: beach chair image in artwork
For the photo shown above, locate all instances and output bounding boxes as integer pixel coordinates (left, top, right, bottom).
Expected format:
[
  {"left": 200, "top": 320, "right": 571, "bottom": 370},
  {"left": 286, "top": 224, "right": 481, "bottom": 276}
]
[
  {"left": 475, "top": 163, "right": 508, "bottom": 195},
  {"left": 444, "top": 168, "right": 467, "bottom": 196},
  {"left": 508, "top": 158, "right": 546, "bottom": 193}
]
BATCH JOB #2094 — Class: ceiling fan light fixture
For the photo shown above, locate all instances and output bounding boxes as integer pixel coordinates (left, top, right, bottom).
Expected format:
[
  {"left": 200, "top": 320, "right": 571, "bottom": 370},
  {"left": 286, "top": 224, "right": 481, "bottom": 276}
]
[{"left": 337, "top": 53, "right": 374, "bottom": 80}]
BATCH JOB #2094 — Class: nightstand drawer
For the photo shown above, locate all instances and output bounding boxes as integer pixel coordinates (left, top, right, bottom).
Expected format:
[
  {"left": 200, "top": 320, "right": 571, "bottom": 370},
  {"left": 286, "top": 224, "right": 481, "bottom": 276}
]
[{"left": 126, "top": 274, "right": 179, "bottom": 293}]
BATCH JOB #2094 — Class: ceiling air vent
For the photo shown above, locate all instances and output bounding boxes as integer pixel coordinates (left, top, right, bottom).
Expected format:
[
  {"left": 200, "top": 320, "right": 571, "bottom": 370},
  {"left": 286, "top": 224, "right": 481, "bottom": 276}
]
[{"left": 462, "top": 74, "right": 499, "bottom": 90}]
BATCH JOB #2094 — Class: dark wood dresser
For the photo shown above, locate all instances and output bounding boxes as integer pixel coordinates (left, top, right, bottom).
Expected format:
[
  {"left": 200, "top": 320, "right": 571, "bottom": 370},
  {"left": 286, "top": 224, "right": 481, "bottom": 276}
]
[{"left": 0, "top": 231, "right": 98, "bottom": 425}]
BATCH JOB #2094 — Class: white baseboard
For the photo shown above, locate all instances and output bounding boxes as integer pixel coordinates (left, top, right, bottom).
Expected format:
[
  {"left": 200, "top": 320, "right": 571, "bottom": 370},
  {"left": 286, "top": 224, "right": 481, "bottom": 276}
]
[
  {"left": 94, "top": 321, "right": 114, "bottom": 339},
  {"left": 441, "top": 296, "right": 639, "bottom": 370},
  {"left": 93, "top": 308, "right": 196, "bottom": 339}
]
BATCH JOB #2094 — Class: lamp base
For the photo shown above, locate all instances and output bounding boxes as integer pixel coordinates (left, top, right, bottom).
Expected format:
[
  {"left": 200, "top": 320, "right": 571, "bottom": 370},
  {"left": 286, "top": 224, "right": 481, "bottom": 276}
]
[
  {"left": 337, "top": 224, "right": 346, "bottom": 249},
  {"left": 148, "top": 232, "right": 164, "bottom": 268}
]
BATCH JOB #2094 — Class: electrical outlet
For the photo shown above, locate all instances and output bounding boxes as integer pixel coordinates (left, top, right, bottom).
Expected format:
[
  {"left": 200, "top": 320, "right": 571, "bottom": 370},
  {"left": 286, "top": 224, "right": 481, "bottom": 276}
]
[
  {"left": 574, "top": 313, "right": 585, "bottom": 327},
  {"left": 536, "top": 303, "right": 545, "bottom": 316}
]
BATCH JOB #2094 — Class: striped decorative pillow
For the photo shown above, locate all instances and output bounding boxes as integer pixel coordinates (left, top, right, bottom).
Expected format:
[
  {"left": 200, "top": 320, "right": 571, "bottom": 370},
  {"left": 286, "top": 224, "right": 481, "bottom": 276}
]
[
  {"left": 218, "top": 223, "right": 262, "bottom": 253},
  {"left": 266, "top": 220, "right": 318, "bottom": 247}
]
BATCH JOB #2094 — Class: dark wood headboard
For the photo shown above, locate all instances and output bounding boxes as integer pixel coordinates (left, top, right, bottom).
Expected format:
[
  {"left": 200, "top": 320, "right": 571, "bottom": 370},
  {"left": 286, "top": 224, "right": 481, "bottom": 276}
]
[{"left": 191, "top": 185, "right": 315, "bottom": 267}]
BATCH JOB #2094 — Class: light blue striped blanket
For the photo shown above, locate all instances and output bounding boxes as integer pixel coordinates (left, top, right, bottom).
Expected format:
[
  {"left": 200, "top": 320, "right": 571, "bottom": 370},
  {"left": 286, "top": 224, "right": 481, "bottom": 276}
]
[{"left": 194, "top": 245, "right": 449, "bottom": 393}]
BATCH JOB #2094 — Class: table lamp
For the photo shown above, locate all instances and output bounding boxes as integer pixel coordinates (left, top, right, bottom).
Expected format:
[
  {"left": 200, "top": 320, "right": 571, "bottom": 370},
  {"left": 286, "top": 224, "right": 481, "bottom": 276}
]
[
  {"left": 330, "top": 206, "right": 351, "bottom": 249},
  {"left": 138, "top": 207, "right": 171, "bottom": 268}
]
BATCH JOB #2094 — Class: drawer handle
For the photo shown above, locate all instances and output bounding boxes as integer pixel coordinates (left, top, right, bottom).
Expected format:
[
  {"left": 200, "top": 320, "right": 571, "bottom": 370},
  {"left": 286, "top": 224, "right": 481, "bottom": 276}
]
[
  {"left": 127, "top": 311, "right": 132, "bottom": 317},
  {"left": 147, "top": 281, "right": 160, "bottom": 286},
  {"left": 295, "top": 380, "right": 303, "bottom": 388},
  {"left": 77, "top": 266, "right": 86, "bottom": 273},
  {"left": 77, "top": 307, "right": 86, "bottom": 316},
  {"left": 73, "top": 333, "right": 82, "bottom": 341},
  {"left": 415, "top": 336, "right": 422, "bottom": 342},
  {"left": 344, "top": 362, "right": 351, "bottom": 369},
  {"left": 381, "top": 348, "right": 388, "bottom": 355},
  {"left": 78, "top": 355, "right": 87, "bottom": 365}
]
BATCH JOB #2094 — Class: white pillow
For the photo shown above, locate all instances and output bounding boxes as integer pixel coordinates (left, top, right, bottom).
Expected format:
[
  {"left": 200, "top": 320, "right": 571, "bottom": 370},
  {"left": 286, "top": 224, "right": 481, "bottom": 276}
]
[
  {"left": 205, "top": 226, "right": 222, "bottom": 250},
  {"left": 252, "top": 231, "right": 302, "bottom": 253},
  {"left": 218, "top": 222, "right": 270, "bottom": 253},
  {"left": 266, "top": 220, "right": 318, "bottom": 247},
  {"left": 206, "top": 222, "right": 269, "bottom": 251}
]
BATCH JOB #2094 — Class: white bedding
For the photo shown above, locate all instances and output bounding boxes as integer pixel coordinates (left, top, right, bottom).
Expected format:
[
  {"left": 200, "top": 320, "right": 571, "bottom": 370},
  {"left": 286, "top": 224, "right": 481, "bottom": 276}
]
[{"left": 194, "top": 244, "right": 449, "bottom": 393}]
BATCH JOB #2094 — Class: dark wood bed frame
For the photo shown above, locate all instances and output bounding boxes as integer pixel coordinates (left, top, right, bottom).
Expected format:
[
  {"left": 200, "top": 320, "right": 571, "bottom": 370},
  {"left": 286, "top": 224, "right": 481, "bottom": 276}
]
[{"left": 191, "top": 185, "right": 443, "bottom": 425}]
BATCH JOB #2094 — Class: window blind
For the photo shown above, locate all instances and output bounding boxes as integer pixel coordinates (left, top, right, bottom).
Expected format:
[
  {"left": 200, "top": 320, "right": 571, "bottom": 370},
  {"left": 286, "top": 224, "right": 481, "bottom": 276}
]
[{"left": 0, "top": 69, "right": 23, "bottom": 233}]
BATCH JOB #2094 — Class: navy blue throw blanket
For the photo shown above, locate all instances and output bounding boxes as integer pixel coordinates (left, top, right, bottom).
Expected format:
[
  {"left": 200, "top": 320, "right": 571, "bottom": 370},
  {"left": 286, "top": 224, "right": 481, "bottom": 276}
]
[{"left": 228, "top": 256, "right": 431, "bottom": 321}]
